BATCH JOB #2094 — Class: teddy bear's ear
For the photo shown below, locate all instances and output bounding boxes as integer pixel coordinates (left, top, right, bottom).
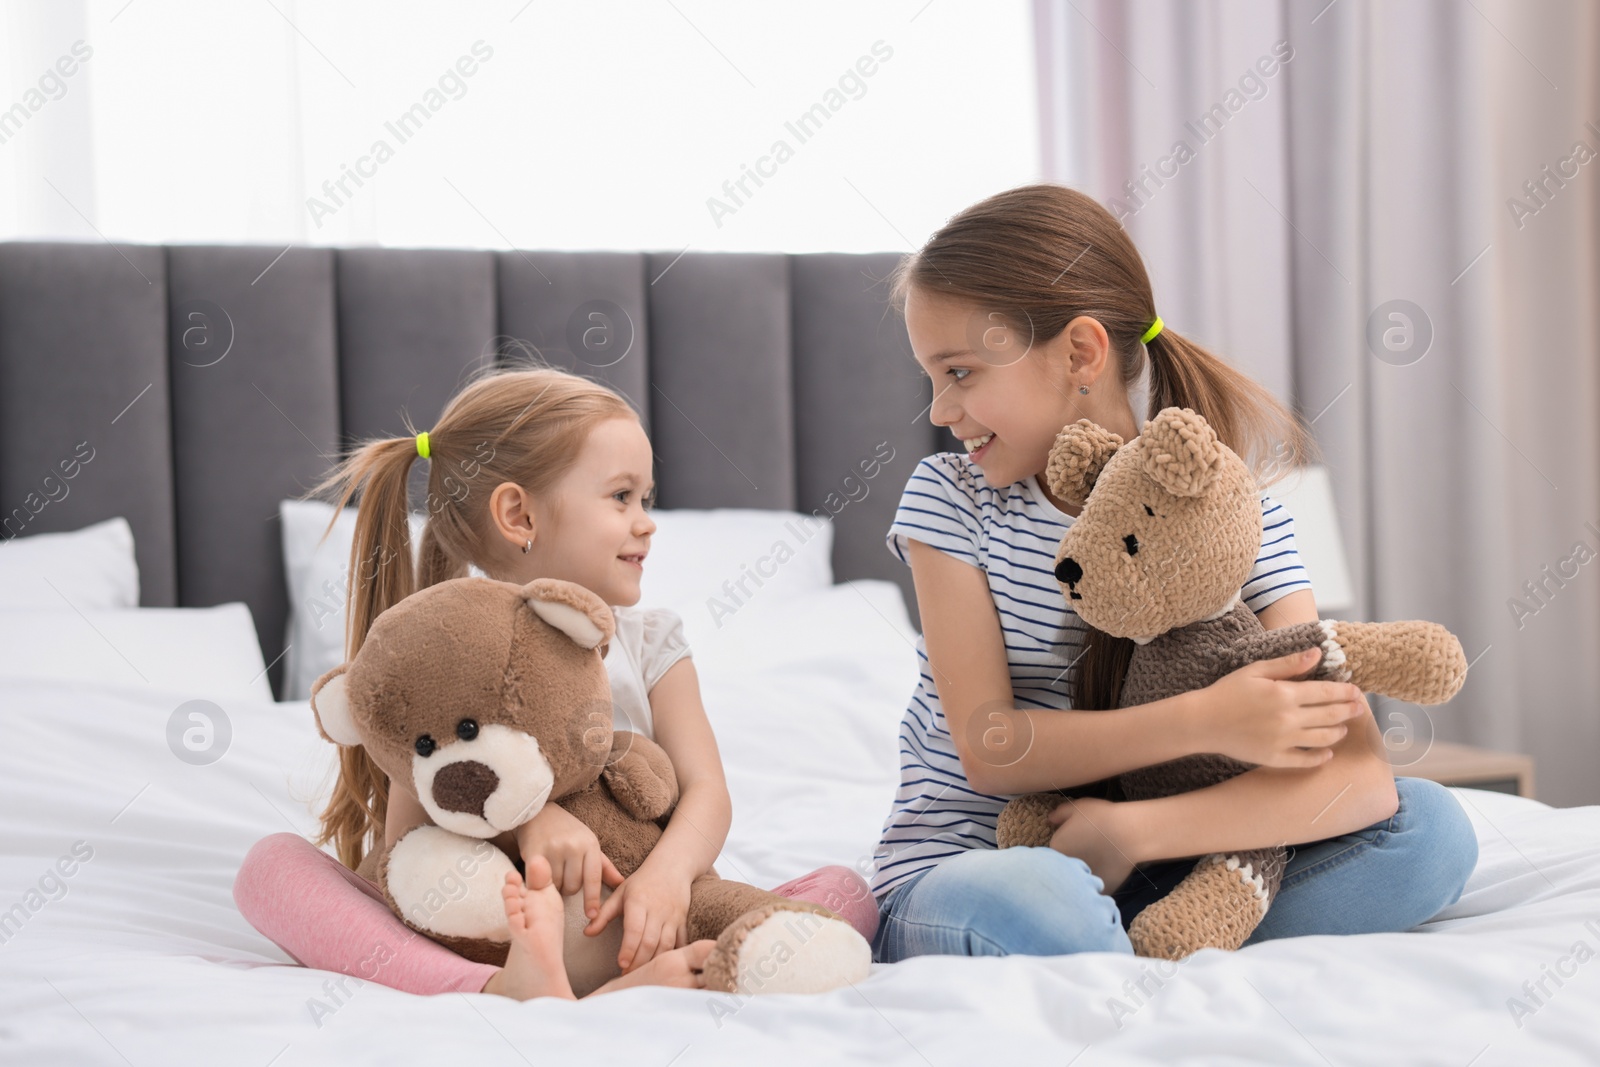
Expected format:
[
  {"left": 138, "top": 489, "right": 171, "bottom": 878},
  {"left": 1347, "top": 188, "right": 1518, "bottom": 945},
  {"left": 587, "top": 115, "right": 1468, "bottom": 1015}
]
[
  {"left": 523, "top": 578, "right": 617, "bottom": 650},
  {"left": 1140, "top": 406, "right": 1225, "bottom": 498},
  {"left": 1045, "top": 419, "right": 1124, "bottom": 507},
  {"left": 309, "top": 666, "right": 362, "bottom": 747}
]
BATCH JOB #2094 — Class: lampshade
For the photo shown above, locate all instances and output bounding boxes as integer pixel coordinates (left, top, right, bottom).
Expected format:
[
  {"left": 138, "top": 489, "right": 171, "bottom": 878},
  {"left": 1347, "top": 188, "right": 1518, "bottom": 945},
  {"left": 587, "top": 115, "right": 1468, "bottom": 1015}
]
[{"left": 1264, "top": 466, "right": 1355, "bottom": 616}]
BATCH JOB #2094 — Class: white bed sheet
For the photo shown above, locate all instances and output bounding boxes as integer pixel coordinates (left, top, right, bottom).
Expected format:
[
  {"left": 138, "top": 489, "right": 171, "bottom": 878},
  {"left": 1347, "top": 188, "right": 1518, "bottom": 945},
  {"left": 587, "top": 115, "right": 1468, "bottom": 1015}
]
[{"left": 2, "top": 637, "right": 1598, "bottom": 1064}]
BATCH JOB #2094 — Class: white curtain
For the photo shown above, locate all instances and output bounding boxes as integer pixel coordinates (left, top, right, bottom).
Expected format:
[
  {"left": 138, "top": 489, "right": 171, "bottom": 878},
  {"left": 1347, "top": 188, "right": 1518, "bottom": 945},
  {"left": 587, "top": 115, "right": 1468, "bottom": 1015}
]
[{"left": 1035, "top": 0, "right": 1600, "bottom": 806}]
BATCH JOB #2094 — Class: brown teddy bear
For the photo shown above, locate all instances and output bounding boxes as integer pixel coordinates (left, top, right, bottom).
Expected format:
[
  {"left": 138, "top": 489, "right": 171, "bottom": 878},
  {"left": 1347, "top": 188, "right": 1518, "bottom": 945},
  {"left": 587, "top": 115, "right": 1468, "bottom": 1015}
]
[
  {"left": 309, "top": 575, "right": 871, "bottom": 996},
  {"left": 996, "top": 407, "right": 1468, "bottom": 960}
]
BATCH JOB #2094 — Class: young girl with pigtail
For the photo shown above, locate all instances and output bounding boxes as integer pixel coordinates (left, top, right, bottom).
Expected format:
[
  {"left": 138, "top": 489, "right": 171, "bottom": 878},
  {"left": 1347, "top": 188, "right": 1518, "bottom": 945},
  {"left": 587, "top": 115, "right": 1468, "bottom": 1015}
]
[
  {"left": 869, "top": 184, "right": 1478, "bottom": 962},
  {"left": 235, "top": 367, "right": 876, "bottom": 1001}
]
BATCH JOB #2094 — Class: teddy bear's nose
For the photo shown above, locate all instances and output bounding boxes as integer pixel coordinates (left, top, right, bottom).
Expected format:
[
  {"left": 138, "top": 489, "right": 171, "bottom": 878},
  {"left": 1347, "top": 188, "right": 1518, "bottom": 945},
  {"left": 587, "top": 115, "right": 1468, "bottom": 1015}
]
[
  {"left": 432, "top": 760, "right": 500, "bottom": 817},
  {"left": 1055, "top": 556, "right": 1083, "bottom": 587}
]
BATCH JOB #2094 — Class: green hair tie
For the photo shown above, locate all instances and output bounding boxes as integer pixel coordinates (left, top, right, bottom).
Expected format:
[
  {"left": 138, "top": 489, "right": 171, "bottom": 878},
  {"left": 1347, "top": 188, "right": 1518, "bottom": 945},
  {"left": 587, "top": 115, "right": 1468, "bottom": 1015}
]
[
  {"left": 415, "top": 431, "right": 431, "bottom": 459},
  {"left": 1140, "top": 316, "right": 1164, "bottom": 345}
]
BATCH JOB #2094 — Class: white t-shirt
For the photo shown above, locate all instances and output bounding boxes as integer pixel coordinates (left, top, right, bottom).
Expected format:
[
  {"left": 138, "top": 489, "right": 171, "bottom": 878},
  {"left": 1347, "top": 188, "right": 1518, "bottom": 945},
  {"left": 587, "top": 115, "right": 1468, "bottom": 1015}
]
[
  {"left": 603, "top": 605, "right": 692, "bottom": 740},
  {"left": 868, "top": 451, "right": 1314, "bottom": 900}
]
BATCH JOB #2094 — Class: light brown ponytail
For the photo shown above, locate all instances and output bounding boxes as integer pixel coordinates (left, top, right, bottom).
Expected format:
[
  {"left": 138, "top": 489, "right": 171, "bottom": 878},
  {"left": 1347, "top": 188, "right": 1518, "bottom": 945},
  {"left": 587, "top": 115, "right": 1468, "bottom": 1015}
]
[
  {"left": 890, "top": 183, "right": 1319, "bottom": 712},
  {"left": 305, "top": 365, "right": 636, "bottom": 869},
  {"left": 1142, "top": 326, "right": 1316, "bottom": 489}
]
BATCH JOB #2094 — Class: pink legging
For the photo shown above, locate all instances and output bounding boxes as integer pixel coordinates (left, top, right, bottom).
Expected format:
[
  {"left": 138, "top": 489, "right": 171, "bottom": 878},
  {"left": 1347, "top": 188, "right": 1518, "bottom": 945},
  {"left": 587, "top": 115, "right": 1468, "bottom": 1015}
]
[{"left": 233, "top": 834, "right": 879, "bottom": 996}]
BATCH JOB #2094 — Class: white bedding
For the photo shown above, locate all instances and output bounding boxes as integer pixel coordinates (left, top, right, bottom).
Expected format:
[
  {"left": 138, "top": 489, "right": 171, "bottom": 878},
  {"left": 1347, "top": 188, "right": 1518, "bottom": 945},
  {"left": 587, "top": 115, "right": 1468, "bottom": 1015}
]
[{"left": 3, "top": 591, "right": 1598, "bottom": 1064}]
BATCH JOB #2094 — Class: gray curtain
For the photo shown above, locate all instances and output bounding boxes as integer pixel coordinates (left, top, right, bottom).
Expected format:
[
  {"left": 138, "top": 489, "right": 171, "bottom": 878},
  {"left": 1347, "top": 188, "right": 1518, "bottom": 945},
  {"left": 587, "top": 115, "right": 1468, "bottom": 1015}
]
[{"left": 1034, "top": 0, "right": 1600, "bottom": 806}]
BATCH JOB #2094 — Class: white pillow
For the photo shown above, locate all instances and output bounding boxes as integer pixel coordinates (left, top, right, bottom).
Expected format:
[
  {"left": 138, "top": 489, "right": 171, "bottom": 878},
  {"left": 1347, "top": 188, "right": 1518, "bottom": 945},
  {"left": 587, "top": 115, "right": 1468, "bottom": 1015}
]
[
  {"left": 279, "top": 500, "right": 486, "bottom": 700},
  {"left": 0, "top": 516, "right": 139, "bottom": 609},
  {"left": 0, "top": 603, "right": 272, "bottom": 703},
  {"left": 682, "top": 576, "right": 915, "bottom": 678},
  {"left": 683, "top": 579, "right": 917, "bottom": 885},
  {"left": 280, "top": 502, "right": 834, "bottom": 698},
  {"left": 639, "top": 509, "right": 834, "bottom": 628},
  {"left": 280, "top": 501, "right": 419, "bottom": 701}
]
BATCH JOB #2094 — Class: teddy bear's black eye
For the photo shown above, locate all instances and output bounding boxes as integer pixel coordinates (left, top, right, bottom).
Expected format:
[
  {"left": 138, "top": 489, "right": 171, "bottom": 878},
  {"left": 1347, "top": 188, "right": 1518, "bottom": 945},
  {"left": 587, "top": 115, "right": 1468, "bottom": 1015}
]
[
  {"left": 456, "top": 718, "right": 479, "bottom": 741},
  {"left": 415, "top": 734, "right": 436, "bottom": 757},
  {"left": 1124, "top": 533, "right": 1140, "bottom": 556},
  {"left": 1143, "top": 504, "right": 1155, "bottom": 516}
]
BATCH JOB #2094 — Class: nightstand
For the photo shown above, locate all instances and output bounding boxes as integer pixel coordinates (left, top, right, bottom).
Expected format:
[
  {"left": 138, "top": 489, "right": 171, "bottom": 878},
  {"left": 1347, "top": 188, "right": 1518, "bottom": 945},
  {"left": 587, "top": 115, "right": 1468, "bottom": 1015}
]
[{"left": 1399, "top": 741, "right": 1536, "bottom": 799}]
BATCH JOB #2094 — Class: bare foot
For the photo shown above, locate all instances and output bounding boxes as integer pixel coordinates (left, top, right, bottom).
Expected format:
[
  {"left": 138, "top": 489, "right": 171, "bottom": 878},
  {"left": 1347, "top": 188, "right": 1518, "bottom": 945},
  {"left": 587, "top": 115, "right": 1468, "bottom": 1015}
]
[
  {"left": 587, "top": 940, "right": 717, "bottom": 996},
  {"left": 480, "top": 857, "right": 576, "bottom": 1001}
]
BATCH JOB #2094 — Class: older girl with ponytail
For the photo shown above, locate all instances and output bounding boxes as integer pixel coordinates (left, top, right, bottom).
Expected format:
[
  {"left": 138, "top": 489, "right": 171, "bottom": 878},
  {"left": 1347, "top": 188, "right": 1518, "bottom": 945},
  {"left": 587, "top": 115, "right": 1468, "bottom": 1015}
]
[
  {"left": 868, "top": 184, "right": 1477, "bottom": 963},
  {"left": 235, "top": 367, "right": 876, "bottom": 1001}
]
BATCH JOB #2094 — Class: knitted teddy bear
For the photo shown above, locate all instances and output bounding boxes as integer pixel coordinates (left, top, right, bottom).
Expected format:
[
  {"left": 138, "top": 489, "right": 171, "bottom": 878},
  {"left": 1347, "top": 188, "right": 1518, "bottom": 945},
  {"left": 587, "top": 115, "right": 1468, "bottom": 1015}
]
[
  {"left": 995, "top": 407, "right": 1468, "bottom": 960},
  {"left": 309, "top": 574, "right": 871, "bottom": 996}
]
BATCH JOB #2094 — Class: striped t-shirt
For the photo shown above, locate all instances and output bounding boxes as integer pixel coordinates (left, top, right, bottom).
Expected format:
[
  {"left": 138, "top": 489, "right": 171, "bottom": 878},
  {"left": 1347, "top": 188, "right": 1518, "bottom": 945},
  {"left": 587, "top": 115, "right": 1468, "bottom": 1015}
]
[{"left": 869, "top": 451, "right": 1314, "bottom": 900}]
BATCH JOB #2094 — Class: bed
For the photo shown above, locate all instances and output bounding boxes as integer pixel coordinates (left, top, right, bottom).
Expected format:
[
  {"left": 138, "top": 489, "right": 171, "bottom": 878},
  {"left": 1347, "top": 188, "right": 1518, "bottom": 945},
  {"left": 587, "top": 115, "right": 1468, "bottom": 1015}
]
[
  {"left": 2, "top": 242, "right": 1597, "bottom": 1064},
  {"left": 2, "top": 596, "right": 1597, "bottom": 1065}
]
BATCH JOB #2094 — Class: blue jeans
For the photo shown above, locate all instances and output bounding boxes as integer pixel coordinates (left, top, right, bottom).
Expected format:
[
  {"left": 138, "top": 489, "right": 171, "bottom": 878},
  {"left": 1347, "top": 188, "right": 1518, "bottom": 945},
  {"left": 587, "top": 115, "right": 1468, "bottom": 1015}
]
[{"left": 870, "top": 777, "right": 1478, "bottom": 962}]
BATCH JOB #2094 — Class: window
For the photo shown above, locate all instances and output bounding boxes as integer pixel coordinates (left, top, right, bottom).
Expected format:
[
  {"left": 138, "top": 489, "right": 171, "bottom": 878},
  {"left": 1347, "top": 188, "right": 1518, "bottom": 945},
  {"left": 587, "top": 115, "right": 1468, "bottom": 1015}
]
[{"left": 0, "top": 0, "right": 1041, "bottom": 253}]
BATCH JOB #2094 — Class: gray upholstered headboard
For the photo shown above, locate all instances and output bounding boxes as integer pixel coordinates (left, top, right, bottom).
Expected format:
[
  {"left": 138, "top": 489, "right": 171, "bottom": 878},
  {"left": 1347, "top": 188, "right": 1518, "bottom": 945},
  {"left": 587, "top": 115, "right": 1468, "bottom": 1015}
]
[{"left": 0, "top": 242, "right": 952, "bottom": 698}]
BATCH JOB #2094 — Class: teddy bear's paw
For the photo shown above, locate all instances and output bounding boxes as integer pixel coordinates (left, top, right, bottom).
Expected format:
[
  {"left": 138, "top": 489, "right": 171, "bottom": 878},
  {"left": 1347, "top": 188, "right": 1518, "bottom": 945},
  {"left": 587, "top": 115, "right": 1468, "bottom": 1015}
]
[
  {"left": 1324, "top": 619, "right": 1469, "bottom": 705},
  {"left": 996, "top": 793, "right": 1059, "bottom": 849},
  {"left": 384, "top": 825, "right": 517, "bottom": 942},
  {"left": 1127, "top": 853, "right": 1266, "bottom": 961},
  {"left": 702, "top": 906, "right": 872, "bottom": 995}
]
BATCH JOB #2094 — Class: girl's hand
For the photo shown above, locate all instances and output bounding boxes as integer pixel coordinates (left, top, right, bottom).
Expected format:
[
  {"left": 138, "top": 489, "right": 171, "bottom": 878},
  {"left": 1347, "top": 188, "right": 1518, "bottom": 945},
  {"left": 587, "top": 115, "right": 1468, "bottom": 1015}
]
[
  {"left": 1047, "top": 796, "right": 1138, "bottom": 894},
  {"left": 514, "top": 804, "right": 624, "bottom": 923},
  {"left": 1196, "top": 648, "right": 1366, "bottom": 768},
  {"left": 583, "top": 860, "right": 692, "bottom": 974}
]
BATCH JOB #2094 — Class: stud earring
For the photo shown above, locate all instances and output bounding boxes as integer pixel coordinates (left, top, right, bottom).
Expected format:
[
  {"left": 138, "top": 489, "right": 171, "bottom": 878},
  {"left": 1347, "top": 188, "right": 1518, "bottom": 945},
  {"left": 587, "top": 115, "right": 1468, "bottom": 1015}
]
[
  {"left": 1079, "top": 386, "right": 1089, "bottom": 395},
  {"left": 521, "top": 539, "right": 532, "bottom": 554}
]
